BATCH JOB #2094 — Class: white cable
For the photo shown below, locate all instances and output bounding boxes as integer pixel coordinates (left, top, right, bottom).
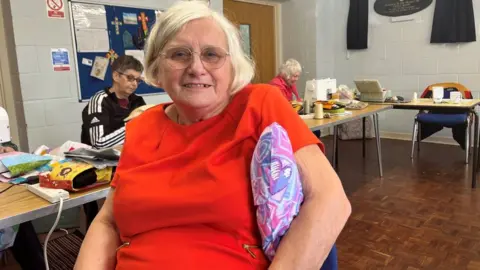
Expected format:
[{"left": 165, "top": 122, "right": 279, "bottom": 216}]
[{"left": 43, "top": 197, "right": 64, "bottom": 270}]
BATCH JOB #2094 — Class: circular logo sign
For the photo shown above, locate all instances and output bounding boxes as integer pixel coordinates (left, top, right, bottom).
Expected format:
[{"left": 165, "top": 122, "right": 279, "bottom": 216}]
[{"left": 374, "top": 0, "right": 433, "bottom": 17}]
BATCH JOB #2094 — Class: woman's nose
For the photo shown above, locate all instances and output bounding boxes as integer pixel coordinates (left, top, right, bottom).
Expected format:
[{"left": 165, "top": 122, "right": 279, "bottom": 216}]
[{"left": 188, "top": 54, "right": 207, "bottom": 75}]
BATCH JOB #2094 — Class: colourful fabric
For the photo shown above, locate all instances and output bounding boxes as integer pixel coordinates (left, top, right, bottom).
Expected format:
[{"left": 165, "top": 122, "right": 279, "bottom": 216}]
[
  {"left": 0, "top": 153, "right": 52, "bottom": 178},
  {"left": 111, "top": 84, "right": 322, "bottom": 269},
  {"left": 251, "top": 122, "right": 303, "bottom": 260},
  {"left": 269, "top": 75, "right": 301, "bottom": 101}
]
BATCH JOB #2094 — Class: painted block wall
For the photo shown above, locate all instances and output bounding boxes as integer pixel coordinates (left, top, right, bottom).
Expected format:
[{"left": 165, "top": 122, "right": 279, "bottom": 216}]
[{"left": 9, "top": 0, "right": 222, "bottom": 151}]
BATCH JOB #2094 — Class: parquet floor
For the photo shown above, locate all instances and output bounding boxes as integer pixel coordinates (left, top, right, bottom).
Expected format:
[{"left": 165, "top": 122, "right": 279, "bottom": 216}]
[{"left": 324, "top": 137, "right": 480, "bottom": 270}]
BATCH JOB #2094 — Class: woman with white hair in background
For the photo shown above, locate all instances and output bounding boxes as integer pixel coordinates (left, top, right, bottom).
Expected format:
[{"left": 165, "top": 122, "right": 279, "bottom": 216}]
[
  {"left": 269, "top": 59, "right": 303, "bottom": 102},
  {"left": 74, "top": 1, "right": 350, "bottom": 270}
]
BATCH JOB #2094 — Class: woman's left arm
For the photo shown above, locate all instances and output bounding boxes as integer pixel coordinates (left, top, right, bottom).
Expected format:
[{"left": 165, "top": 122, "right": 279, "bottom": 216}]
[
  {"left": 269, "top": 144, "right": 351, "bottom": 270},
  {"left": 291, "top": 85, "right": 302, "bottom": 102}
]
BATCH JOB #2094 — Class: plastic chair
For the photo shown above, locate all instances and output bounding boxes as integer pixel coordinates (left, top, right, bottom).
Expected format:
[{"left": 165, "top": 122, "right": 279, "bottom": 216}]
[{"left": 411, "top": 83, "right": 473, "bottom": 163}]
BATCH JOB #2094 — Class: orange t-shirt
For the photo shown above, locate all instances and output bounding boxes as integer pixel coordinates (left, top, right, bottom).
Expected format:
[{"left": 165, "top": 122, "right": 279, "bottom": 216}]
[{"left": 111, "top": 84, "right": 324, "bottom": 270}]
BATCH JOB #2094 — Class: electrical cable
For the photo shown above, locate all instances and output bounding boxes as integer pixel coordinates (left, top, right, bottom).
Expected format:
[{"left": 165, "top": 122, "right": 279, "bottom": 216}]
[{"left": 43, "top": 197, "right": 64, "bottom": 270}]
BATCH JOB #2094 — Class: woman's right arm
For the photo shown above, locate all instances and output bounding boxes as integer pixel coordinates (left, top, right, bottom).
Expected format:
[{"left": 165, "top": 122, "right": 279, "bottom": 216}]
[{"left": 74, "top": 189, "right": 121, "bottom": 270}]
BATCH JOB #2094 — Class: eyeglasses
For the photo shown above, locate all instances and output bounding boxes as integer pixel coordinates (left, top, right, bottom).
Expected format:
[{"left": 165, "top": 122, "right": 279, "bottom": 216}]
[
  {"left": 160, "top": 46, "right": 230, "bottom": 70},
  {"left": 117, "top": 71, "right": 143, "bottom": 84}
]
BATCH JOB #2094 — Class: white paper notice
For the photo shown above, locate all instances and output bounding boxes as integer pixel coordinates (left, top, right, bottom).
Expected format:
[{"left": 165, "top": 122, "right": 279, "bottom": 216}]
[
  {"left": 90, "top": 56, "right": 109, "bottom": 80},
  {"left": 76, "top": 29, "right": 110, "bottom": 52},
  {"left": 72, "top": 3, "right": 107, "bottom": 29},
  {"left": 82, "top": 58, "right": 93, "bottom": 66},
  {"left": 125, "top": 50, "right": 145, "bottom": 76}
]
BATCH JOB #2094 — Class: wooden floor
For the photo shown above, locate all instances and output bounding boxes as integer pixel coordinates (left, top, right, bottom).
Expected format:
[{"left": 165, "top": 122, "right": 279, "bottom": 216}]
[{"left": 326, "top": 137, "right": 480, "bottom": 270}]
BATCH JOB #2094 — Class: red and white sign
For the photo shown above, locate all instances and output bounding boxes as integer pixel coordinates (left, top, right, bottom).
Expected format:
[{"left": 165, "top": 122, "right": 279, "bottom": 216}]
[{"left": 46, "top": 0, "right": 65, "bottom": 19}]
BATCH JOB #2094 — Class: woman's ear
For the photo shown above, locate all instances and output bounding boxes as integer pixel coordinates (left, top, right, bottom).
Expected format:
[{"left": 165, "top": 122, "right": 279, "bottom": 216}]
[{"left": 112, "top": 71, "right": 120, "bottom": 83}]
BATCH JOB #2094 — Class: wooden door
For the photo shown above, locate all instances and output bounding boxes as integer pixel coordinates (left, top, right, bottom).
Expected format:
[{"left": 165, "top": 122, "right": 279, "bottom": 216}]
[{"left": 223, "top": 0, "right": 276, "bottom": 84}]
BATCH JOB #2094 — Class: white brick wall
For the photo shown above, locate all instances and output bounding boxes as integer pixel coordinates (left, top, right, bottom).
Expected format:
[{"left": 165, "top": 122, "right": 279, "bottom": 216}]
[
  {"left": 281, "top": 0, "right": 318, "bottom": 96},
  {"left": 9, "top": 0, "right": 222, "bottom": 151},
  {"left": 328, "top": 0, "right": 480, "bottom": 138}
]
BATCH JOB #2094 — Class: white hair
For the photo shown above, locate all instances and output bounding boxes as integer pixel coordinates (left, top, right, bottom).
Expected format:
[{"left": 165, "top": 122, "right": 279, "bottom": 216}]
[
  {"left": 279, "top": 59, "right": 302, "bottom": 79},
  {"left": 144, "top": 1, "right": 255, "bottom": 94}
]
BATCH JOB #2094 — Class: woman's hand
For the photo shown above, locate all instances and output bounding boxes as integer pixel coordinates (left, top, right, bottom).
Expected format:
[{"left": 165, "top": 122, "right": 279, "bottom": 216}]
[{"left": 0, "top": 146, "right": 15, "bottom": 153}]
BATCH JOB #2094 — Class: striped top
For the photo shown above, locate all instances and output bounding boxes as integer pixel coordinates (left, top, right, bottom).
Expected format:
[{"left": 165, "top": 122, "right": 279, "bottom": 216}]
[{"left": 80, "top": 88, "right": 145, "bottom": 149}]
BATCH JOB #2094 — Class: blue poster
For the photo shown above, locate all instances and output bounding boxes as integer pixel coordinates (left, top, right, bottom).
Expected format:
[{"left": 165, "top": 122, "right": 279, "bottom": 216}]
[{"left": 51, "top": 48, "right": 70, "bottom": 71}]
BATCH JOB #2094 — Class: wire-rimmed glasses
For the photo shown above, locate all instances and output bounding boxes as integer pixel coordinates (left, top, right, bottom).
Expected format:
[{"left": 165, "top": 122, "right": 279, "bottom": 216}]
[{"left": 160, "top": 46, "right": 230, "bottom": 70}]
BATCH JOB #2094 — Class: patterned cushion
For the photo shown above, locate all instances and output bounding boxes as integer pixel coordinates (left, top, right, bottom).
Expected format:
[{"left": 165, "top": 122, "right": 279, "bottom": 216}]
[{"left": 250, "top": 122, "right": 303, "bottom": 260}]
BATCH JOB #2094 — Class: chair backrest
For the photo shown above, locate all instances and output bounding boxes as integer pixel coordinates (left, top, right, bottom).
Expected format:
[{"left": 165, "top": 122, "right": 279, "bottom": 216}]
[{"left": 420, "top": 82, "right": 473, "bottom": 99}]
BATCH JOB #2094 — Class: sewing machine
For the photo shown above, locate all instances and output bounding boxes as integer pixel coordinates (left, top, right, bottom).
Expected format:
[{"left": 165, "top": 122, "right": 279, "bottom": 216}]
[{"left": 304, "top": 78, "right": 337, "bottom": 102}]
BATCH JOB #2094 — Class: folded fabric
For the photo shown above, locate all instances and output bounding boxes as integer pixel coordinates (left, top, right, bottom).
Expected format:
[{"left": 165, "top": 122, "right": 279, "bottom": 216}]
[
  {"left": 250, "top": 122, "right": 304, "bottom": 260},
  {"left": 0, "top": 153, "right": 52, "bottom": 178},
  {"left": 9, "top": 155, "right": 70, "bottom": 185}
]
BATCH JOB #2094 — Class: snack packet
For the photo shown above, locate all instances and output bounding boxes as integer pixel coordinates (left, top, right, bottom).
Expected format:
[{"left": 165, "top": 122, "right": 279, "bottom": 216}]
[{"left": 40, "top": 161, "right": 113, "bottom": 191}]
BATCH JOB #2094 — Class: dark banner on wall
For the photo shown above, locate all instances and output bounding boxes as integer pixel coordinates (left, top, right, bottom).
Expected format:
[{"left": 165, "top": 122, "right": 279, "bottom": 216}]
[
  {"left": 431, "top": 0, "right": 476, "bottom": 43},
  {"left": 347, "top": 0, "right": 369, "bottom": 50},
  {"left": 374, "top": 0, "right": 433, "bottom": 17}
]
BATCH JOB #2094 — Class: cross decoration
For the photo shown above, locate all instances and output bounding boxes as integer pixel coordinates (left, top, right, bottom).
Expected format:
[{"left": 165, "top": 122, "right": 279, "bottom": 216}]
[
  {"left": 106, "top": 49, "right": 118, "bottom": 65},
  {"left": 111, "top": 16, "right": 123, "bottom": 35}
]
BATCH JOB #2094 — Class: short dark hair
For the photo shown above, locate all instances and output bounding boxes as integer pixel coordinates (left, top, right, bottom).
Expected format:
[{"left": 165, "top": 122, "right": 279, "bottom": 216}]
[{"left": 112, "top": 55, "right": 144, "bottom": 74}]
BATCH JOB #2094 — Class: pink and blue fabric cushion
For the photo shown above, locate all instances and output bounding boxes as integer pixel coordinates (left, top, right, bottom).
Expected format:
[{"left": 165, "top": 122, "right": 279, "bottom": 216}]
[{"left": 251, "top": 122, "right": 337, "bottom": 269}]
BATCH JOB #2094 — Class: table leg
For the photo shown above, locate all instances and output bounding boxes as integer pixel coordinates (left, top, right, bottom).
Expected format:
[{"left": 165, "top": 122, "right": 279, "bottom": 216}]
[
  {"left": 472, "top": 110, "right": 479, "bottom": 188},
  {"left": 335, "top": 127, "right": 339, "bottom": 169},
  {"left": 362, "top": 117, "right": 366, "bottom": 158},
  {"left": 374, "top": 114, "right": 383, "bottom": 177},
  {"left": 333, "top": 126, "right": 338, "bottom": 171}
]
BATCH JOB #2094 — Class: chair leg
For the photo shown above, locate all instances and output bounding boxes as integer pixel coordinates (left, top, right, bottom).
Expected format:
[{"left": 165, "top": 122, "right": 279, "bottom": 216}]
[
  {"left": 411, "top": 120, "right": 418, "bottom": 159},
  {"left": 466, "top": 117, "right": 471, "bottom": 164},
  {"left": 417, "top": 122, "right": 421, "bottom": 153}
]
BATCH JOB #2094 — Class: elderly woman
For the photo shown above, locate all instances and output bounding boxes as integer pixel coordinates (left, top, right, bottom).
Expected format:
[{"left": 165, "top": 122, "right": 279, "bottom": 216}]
[
  {"left": 74, "top": 2, "right": 350, "bottom": 270},
  {"left": 269, "top": 59, "right": 303, "bottom": 101}
]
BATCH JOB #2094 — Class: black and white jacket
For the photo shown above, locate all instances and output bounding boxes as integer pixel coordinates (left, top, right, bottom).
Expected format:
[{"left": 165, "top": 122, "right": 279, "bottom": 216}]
[{"left": 81, "top": 88, "right": 146, "bottom": 149}]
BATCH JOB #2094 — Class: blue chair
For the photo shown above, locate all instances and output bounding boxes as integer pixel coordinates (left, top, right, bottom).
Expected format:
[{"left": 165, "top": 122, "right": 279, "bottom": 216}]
[
  {"left": 321, "top": 245, "right": 338, "bottom": 270},
  {"left": 411, "top": 82, "right": 473, "bottom": 163}
]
